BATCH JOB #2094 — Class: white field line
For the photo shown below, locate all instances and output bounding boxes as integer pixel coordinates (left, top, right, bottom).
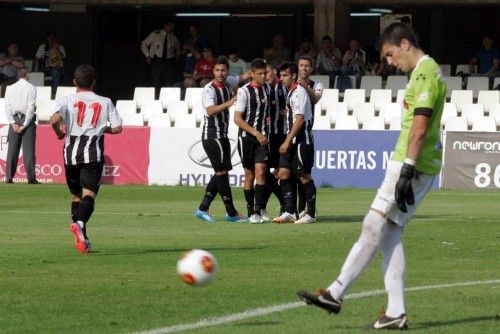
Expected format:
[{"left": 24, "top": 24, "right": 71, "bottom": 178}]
[{"left": 132, "top": 279, "right": 500, "bottom": 334}]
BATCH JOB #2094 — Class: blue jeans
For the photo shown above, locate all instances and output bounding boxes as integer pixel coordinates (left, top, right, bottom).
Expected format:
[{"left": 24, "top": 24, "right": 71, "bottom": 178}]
[{"left": 50, "top": 68, "right": 63, "bottom": 94}]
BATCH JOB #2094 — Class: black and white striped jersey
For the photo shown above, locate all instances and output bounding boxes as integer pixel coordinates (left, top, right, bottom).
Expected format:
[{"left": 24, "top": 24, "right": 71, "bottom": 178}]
[
  {"left": 54, "top": 91, "right": 122, "bottom": 166},
  {"left": 286, "top": 83, "right": 314, "bottom": 145},
  {"left": 269, "top": 81, "right": 288, "bottom": 135},
  {"left": 201, "top": 76, "right": 239, "bottom": 140},
  {"left": 235, "top": 82, "right": 270, "bottom": 137}
]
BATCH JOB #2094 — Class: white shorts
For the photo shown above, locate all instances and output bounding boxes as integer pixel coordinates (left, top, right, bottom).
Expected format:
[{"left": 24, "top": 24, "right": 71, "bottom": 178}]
[{"left": 371, "top": 160, "right": 436, "bottom": 226}]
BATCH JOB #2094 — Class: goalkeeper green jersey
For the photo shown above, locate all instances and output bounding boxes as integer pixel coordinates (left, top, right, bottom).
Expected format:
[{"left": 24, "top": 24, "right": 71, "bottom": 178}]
[{"left": 392, "top": 55, "right": 446, "bottom": 174}]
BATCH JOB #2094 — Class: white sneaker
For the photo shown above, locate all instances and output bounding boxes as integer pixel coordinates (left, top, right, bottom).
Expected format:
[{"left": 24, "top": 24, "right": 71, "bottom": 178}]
[
  {"left": 249, "top": 213, "right": 263, "bottom": 224},
  {"left": 294, "top": 214, "right": 316, "bottom": 224},
  {"left": 298, "top": 210, "right": 307, "bottom": 219},
  {"left": 272, "top": 212, "right": 297, "bottom": 224},
  {"left": 260, "top": 209, "right": 271, "bottom": 222}
]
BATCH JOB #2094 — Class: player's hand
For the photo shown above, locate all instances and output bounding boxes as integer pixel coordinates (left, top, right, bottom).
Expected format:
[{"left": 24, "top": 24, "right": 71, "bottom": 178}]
[
  {"left": 226, "top": 96, "right": 236, "bottom": 108},
  {"left": 16, "top": 125, "right": 26, "bottom": 133},
  {"left": 255, "top": 132, "right": 268, "bottom": 146},
  {"left": 279, "top": 141, "right": 290, "bottom": 154},
  {"left": 146, "top": 56, "right": 152, "bottom": 65},
  {"left": 12, "top": 124, "right": 20, "bottom": 132},
  {"left": 395, "top": 163, "right": 415, "bottom": 213},
  {"left": 56, "top": 131, "right": 66, "bottom": 140}
]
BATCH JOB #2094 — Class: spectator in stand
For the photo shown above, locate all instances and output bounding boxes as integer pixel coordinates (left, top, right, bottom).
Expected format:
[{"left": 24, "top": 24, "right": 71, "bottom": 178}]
[
  {"left": 263, "top": 34, "right": 290, "bottom": 67},
  {"left": 34, "top": 31, "right": 66, "bottom": 95},
  {"left": 182, "top": 23, "right": 208, "bottom": 55},
  {"left": 315, "top": 35, "right": 342, "bottom": 87},
  {"left": 183, "top": 42, "right": 202, "bottom": 79},
  {"left": 193, "top": 46, "right": 216, "bottom": 87},
  {"left": 342, "top": 37, "right": 368, "bottom": 87},
  {"left": 294, "top": 40, "right": 316, "bottom": 63},
  {"left": 227, "top": 47, "right": 247, "bottom": 76},
  {"left": 469, "top": 35, "right": 500, "bottom": 88},
  {"left": 0, "top": 42, "right": 25, "bottom": 97}
]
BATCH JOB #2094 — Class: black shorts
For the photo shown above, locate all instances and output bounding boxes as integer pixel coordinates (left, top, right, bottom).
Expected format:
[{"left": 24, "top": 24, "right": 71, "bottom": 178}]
[
  {"left": 279, "top": 141, "right": 315, "bottom": 175},
  {"left": 268, "top": 133, "right": 287, "bottom": 169},
  {"left": 202, "top": 138, "right": 233, "bottom": 172},
  {"left": 237, "top": 135, "right": 269, "bottom": 170},
  {"left": 65, "top": 162, "right": 104, "bottom": 195}
]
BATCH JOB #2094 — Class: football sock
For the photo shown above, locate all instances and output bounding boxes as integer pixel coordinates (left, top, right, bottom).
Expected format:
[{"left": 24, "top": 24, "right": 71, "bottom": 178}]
[
  {"left": 303, "top": 180, "right": 316, "bottom": 218},
  {"left": 297, "top": 179, "right": 306, "bottom": 213},
  {"left": 77, "top": 196, "right": 95, "bottom": 240},
  {"left": 244, "top": 188, "right": 255, "bottom": 216},
  {"left": 328, "top": 210, "right": 387, "bottom": 301},
  {"left": 381, "top": 223, "right": 406, "bottom": 318},
  {"left": 261, "top": 170, "right": 276, "bottom": 210},
  {"left": 199, "top": 176, "right": 218, "bottom": 211},
  {"left": 215, "top": 174, "right": 237, "bottom": 217},
  {"left": 254, "top": 184, "right": 266, "bottom": 214},
  {"left": 281, "top": 178, "right": 297, "bottom": 214},
  {"left": 71, "top": 201, "right": 80, "bottom": 223}
]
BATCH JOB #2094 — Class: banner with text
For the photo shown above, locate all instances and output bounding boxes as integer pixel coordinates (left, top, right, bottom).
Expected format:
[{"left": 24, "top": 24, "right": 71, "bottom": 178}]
[{"left": 442, "top": 131, "right": 500, "bottom": 190}]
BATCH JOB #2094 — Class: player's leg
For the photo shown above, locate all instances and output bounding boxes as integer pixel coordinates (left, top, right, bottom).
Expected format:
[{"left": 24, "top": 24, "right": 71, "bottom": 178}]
[
  {"left": 65, "top": 164, "right": 87, "bottom": 253},
  {"left": 272, "top": 147, "right": 297, "bottom": 223},
  {"left": 297, "top": 180, "right": 306, "bottom": 218},
  {"left": 294, "top": 143, "right": 317, "bottom": 224},
  {"left": 251, "top": 162, "right": 267, "bottom": 223},
  {"left": 196, "top": 139, "right": 220, "bottom": 222},
  {"left": 238, "top": 136, "right": 257, "bottom": 219},
  {"left": 5, "top": 124, "right": 22, "bottom": 181}
]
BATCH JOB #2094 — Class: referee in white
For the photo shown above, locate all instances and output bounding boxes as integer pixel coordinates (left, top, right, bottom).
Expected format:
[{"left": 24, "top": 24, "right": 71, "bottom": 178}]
[{"left": 4, "top": 66, "right": 38, "bottom": 184}]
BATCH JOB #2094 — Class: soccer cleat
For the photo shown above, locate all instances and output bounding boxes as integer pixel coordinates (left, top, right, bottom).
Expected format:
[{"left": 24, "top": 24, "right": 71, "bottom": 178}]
[
  {"left": 272, "top": 212, "right": 297, "bottom": 224},
  {"left": 69, "top": 223, "right": 91, "bottom": 254},
  {"left": 260, "top": 209, "right": 271, "bottom": 222},
  {"left": 225, "top": 212, "right": 248, "bottom": 223},
  {"left": 298, "top": 210, "right": 306, "bottom": 219},
  {"left": 297, "top": 289, "right": 341, "bottom": 314},
  {"left": 372, "top": 313, "right": 408, "bottom": 330},
  {"left": 294, "top": 213, "right": 316, "bottom": 224},
  {"left": 195, "top": 209, "right": 215, "bottom": 222},
  {"left": 249, "top": 213, "right": 263, "bottom": 224}
]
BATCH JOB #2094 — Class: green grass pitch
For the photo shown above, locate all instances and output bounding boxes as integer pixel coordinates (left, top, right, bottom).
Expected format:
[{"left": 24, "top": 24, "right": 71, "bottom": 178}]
[{"left": 1, "top": 184, "right": 499, "bottom": 333}]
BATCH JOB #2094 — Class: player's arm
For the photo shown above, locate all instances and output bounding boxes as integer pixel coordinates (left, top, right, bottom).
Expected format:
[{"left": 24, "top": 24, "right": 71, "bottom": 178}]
[
  {"left": 234, "top": 88, "right": 268, "bottom": 145},
  {"left": 105, "top": 103, "right": 123, "bottom": 134},
  {"left": 486, "top": 58, "right": 499, "bottom": 75},
  {"left": 300, "top": 83, "right": 322, "bottom": 105},
  {"left": 279, "top": 91, "right": 306, "bottom": 154},
  {"left": 141, "top": 31, "right": 155, "bottom": 64},
  {"left": 50, "top": 112, "right": 66, "bottom": 139},
  {"left": 206, "top": 97, "right": 236, "bottom": 117}
]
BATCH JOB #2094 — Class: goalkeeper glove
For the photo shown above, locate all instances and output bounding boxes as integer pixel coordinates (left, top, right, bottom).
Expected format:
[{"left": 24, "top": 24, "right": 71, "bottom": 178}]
[{"left": 395, "top": 163, "right": 415, "bottom": 213}]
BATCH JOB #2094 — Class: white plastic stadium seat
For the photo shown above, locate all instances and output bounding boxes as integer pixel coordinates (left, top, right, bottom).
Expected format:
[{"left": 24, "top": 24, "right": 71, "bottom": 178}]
[
  {"left": 326, "top": 102, "right": 348, "bottom": 125},
  {"left": 166, "top": 100, "right": 189, "bottom": 122},
  {"left": 389, "top": 116, "right": 401, "bottom": 130},
  {"left": 369, "top": 89, "right": 392, "bottom": 112},
  {"left": 443, "top": 116, "right": 467, "bottom": 131},
  {"left": 386, "top": 76, "right": 408, "bottom": 98},
  {"left": 28, "top": 72, "right": 45, "bottom": 87},
  {"left": 140, "top": 100, "right": 163, "bottom": 122},
  {"left": 148, "top": 113, "right": 171, "bottom": 128},
  {"left": 360, "top": 76, "right": 382, "bottom": 97},
  {"left": 116, "top": 100, "right": 137, "bottom": 116},
  {"left": 343, "top": 89, "right": 365, "bottom": 111},
  {"left": 310, "top": 75, "right": 330, "bottom": 89},
  {"left": 379, "top": 103, "right": 402, "bottom": 125},
  {"left": 121, "top": 113, "right": 144, "bottom": 126},
  {"left": 396, "top": 89, "right": 405, "bottom": 104},
  {"left": 334, "top": 75, "right": 356, "bottom": 90},
  {"left": 494, "top": 77, "right": 500, "bottom": 89},
  {"left": 35, "top": 99, "right": 57, "bottom": 122},
  {"left": 36, "top": 86, "right": 51, "bottom": 102},
  {"left": 440, "top": 64, "right": 451, "bottom": 76},
  {"left": 477, "top": 90, "right": 499, "bottom": 113},
  {"left": 466, "top": 77, "right": 489, "bottom": 98},
  {"left": 133, "top": 87, "right": 155, "bottom": 109},
  {"left": 24, "top": 59, "right": 33, "bottom": 71},
  {"left": 471, "top": 117, "right": 496, "bottom": 132},
  {"left": 320, "top": 88, "right": 339, "bottom": 111},
  {"left": 461, "top": 104, "right": 485, "bottom": 126},
  {"left": 312, "top": 115, "right": 332, "bottom": 129},
  {"left": 352, "top": 102, "right": 375, "bottom": 126},
  {"left": 490, "top": 104, "right": 500, "bottom": 126},
  {"left": 184, "top": 87, "right": 203, "bottom": 110},
  {"left": 442, "top": 77, "right": 462, "bottom": 99},
  {"left": 334, "top": 115, "right": 358, "bottom": 130},
  {"left": 159, "top": 87, "right": 181, "bottom": 109},
  {"left": 174, "top": 113, "right": 197, "bottom": 128},
  {"left": 192, "top": 104, "right": 205, "bottom": 124},
  {"left": 450, "top": 90, "right": 473, "bottom": 113},
  {"left": 455, "top": 64, "right": 473, "bottom": 75},
  {"left": 440, "top": 103, "right": 458, "bottom": 126},
  {"left": 55, "top": 86, "right": 77, "bottom": 101},
  {"left": 362, "top": 115, "right": 385, "bottom": 130}
]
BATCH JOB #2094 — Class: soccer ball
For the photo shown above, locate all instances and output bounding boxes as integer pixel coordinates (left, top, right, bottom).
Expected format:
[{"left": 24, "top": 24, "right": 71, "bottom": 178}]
[{"left": 176, "top": 249, "right": 219, "bottom": 286}]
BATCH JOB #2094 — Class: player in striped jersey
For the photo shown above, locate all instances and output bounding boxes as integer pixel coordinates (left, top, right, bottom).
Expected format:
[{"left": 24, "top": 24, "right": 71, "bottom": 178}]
[
  {"left": 234, "top": 58, "right": 270, "bottom": 224},
  {"left": 273, "top": 62, "right": 317, "bottom": 224},
  {"left": 296, "top": 55, "right": 323, "bottom": 219},
  {"left": 50, "top": 64, "right": 122, "bottom": 253},
  {"left": 195, "top": 56, "right": 247, "bottom": 223},
  {"left": 260, "top": 63, "right": 286, "bottom": 220}
]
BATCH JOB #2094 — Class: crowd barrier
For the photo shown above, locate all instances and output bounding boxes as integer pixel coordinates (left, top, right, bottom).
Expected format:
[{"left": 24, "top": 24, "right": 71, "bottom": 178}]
[{"left": 0, "top": 125, "right": 498, "bottom": 190}]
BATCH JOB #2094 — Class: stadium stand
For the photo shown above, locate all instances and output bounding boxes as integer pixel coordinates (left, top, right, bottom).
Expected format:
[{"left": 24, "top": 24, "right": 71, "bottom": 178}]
[
  {"left": 379, "top": 103, "right": 401, "bottom": 125},
  {"left": 477, "top": 90, "right": 499, "bottom": 113},
  {"left": 389, "top": 116, "right": 401, "bottom": 130},
  {"left": 121, "top": 113, "right": 144, "bottom": 126},
  {"left": 310, "top": 75, "right": 330, "bottom": 89},
  {"left": 133, "top": 87, "right": 155, "bottom": 109},
  {"left": 386, "top": 75, "right": 408, "bottom": 98},
  {"left": 352, "top": 102, "right": 375, "bottom": 125},
  {"left": 361, "top": 115, "right": 385, "bottom": 130},
  {"left": 472, "top": 117, "right": 496, "bottom": 132},
  {"left": 140, "top": 100, "right": 163, "bottom": 122},
  {"left": 466, "top": 77, "right": 489, "bottom": 98},
  {"left": 116, "top": 100, "right": 137, "bottom": 116},
  {"left": 326, "top": 102, "right": 348, "bottom": 124},
  {"left": 443, "top": 116, "right": 468, "bottom": 131},
  {"left": 28, "top": 72, "right": 45, "bottom": 87},
  {"left": 148, "top": 113, "right": 171, "bottom": 128},
  {"left": 461, "top": 103, "right": 485, "bottom": 126},
  {"left": 334, "top": 114, "right": 358, "bottom": 130},
  {"left": 369, "top": 89, "right": 392, "bottom": 112},
  {"left": 443, "top": 76, "right": 463, "bottom": 99},
  {"left": 319, "top": 88, "right": 339, "bottom": 111},
  {"left": 159, "top": 87, "right": 181, "bottom": 110},
  {"left": 450, "top": 90, "right": 473, "bottom": 113},
  {"left": 55, "top": 86, "right": 77, "bottom": 101},
  {"left": 360, "top": 76, "right": 382, "bottom": 97},
  {"left": 343, "top": 89, "right": 365, "bottom": 111}
]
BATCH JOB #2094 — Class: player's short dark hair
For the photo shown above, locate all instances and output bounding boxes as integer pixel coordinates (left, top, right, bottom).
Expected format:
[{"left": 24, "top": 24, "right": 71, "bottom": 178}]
[
  {"left": 250, "top": 58, "right": 267, "bottom": 70},
  {"left": 74, "top": 64, "right": 95, "bottom": 89},
  {"left": 278, "top": 61, "right": 298, "bottom": 76},
  {"left": 298, "top": 55, "right": 313, "bottom": 67},
  {"left": 378, "top": 22, "right": 420, "bottom": 51},
  {"left": 215, "top": 56, "right": 229, "bottom": 69},
  {"left": 17, "top": 66, "right": 29, "bottom": 79}
]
